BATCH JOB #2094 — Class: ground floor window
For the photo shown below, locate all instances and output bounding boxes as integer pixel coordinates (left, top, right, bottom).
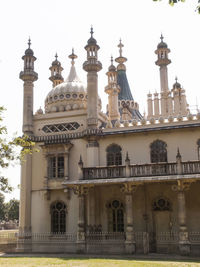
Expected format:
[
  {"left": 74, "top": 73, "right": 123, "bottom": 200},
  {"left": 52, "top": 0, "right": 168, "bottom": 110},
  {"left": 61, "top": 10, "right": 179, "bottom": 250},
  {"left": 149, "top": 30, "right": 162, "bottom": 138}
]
[
  {"left": 51, "top": 201, "right": 66, "bottom": 233},
  {"left": 108, "top": 200, "right": 124, "bottom": 232}
]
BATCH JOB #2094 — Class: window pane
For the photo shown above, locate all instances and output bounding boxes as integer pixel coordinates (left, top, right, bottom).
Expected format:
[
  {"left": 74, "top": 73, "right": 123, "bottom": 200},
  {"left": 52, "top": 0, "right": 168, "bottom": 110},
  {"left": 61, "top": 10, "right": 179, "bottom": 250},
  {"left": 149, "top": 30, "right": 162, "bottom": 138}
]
[
  {"left": 58, "top": 156, "right": 64, "bottom": 178},
  {"left": 49, "top": 157, "right": 56, "bottom": 178}
]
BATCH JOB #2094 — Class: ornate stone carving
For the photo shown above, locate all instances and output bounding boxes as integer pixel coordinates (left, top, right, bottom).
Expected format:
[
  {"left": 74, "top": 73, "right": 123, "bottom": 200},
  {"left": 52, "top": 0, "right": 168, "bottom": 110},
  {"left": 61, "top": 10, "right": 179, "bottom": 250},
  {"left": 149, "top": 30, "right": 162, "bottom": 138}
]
[
  {"left": 172, "top": 180, "right": 193, "bottom": 192},
  {"left": 120, "top": 183, "right": 138, "bottom": 194},
  {"left": 72, "top": 185, "right": 93, "bottom": 196}
]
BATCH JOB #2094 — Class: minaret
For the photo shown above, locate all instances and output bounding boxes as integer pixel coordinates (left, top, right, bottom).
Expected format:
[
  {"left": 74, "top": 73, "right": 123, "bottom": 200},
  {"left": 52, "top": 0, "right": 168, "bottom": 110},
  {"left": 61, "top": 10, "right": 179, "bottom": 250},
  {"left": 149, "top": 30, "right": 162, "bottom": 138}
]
[
  {"left": 20, "top": 38, "right": 38, "bottom": 135},
  {"left": 18, "top": 39, "right": 38, "bottom": 243},
  {"left": 105, "top": 56, "right": 120, "bottom": 121},
  {"left": 49, "top": 53, "right": 63, "bottom": 88},
  {"left": 155, "top": 35, "right": 171, "bottom": 117},
  {"left": 83, "top": 27, "right": 102, "bottom": 128}
]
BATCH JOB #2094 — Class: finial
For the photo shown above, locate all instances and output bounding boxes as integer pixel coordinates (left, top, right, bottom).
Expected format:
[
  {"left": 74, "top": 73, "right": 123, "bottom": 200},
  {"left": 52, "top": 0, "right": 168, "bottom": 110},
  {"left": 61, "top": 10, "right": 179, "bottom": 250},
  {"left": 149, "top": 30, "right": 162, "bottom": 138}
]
[
  {"left": 55, "top": 53, "right": 58, "bottom": 61},
  {"left": 175, "top": 76, "right": 178, "bottom": 83},
  {"left": 111, "top": 55, "right": 113, "bottom": 65},
  {"left": 118, "top": 39, "right": 124, "bottom": 57},
  {"left": 78, "top": 155, "right": 83, "bottom": 166},
  {"left": 90, "top": 26, "right": 94, "bottom": 37},
  {"left": 68, "top": 48, "right": 77, "bottom": 65},
  {"left": 160, "top": 34, "right": 164, "bottom": 42},
  {"left": 28, "top": 37, "right": 31, "bottom": 48},
  {"left": 176, "top": 147, "right": 181, "bottom": 158}
]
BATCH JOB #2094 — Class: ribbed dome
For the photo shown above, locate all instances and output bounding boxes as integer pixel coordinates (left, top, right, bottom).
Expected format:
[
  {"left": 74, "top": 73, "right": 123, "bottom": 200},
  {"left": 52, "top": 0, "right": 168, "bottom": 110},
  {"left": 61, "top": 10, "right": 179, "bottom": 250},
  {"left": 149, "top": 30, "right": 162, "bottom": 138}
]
[{"left": 47, "top": 64, "right": 86, "bottom": 99}]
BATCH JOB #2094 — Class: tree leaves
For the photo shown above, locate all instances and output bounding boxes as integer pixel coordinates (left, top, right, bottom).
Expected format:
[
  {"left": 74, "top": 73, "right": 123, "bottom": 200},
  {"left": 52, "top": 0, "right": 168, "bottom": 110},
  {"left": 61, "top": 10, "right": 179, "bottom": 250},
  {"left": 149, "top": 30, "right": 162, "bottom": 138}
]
[
  {"left": 0, "top": 107, "right": 38, "bottom": 193},
  {"left": 153, "top": 0, "right": 200, "bottom": 13}
]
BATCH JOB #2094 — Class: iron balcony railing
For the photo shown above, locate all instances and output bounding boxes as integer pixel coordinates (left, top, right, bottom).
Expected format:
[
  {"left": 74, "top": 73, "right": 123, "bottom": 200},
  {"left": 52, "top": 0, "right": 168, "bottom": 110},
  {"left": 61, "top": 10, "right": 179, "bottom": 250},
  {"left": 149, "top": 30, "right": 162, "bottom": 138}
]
[{"left": 82, "top": 161, "right": 200, "bottom": 180}]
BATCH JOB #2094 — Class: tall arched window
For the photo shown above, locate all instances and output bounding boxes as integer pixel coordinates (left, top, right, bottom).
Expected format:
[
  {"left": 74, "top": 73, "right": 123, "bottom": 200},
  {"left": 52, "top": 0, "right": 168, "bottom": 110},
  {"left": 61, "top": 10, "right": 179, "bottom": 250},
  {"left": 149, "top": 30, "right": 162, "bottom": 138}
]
[
  {"left": 106, "top": 144, "right": 122, "bottom": 166},
  {"left": 51, "top": 201, "right": 66, "bottom": 233},
  {"left": 197, "top": 139, "right": 200, "bottom": 160},
  {"left": 107, "top": 200, "right": 124, "bottom": 232},
  {"left": 150, "top": 140, "right": 167, "bottom": 163}
]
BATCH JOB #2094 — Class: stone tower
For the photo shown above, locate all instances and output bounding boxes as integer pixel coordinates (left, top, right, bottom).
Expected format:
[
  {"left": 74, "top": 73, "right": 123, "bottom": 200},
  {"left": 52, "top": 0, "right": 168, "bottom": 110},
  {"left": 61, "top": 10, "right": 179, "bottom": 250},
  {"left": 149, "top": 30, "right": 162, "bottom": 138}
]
[
  {"left": 83, "top": 27, "right": 102, "bottom": 129},
  {"left": 20, "top": 38, "right": 38, "bottom": 135},
  {"left": 19, "top": 39, "right": 38, "bottom": 240},
  {"left": 155, "top": 35, "right": 171, "bottom": 117},
  {"left": 105, "top": 56, "right": 120, "bottom": 121},
  {"left": 49, "top": 53, "right": 64, "bottom": 88}
]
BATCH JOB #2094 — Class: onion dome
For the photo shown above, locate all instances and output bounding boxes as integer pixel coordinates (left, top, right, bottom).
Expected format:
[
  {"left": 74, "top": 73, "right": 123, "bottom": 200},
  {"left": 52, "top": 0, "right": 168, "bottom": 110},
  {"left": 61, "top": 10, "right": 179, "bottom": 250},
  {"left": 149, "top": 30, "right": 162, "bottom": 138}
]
[
  {"left": 87, "top": 26, "right": 97, "bottom": 45},
  {"left": 108, "top": 56, "right": 116, "bottom": 72},
  {"left": 173, "top": 77, "right": 181, "bottom": 89},
  {"left": 157, "top": 34, "right": 168, "bottom": 49},
  {"left": 51, "top": 53, "right": 61, "bottom": 67},
  {"left": 45, "top": 49, "right": 87, "bottom": 113},
  {"left": 25, "top": 38, "right": 34, "bottom": 56}
]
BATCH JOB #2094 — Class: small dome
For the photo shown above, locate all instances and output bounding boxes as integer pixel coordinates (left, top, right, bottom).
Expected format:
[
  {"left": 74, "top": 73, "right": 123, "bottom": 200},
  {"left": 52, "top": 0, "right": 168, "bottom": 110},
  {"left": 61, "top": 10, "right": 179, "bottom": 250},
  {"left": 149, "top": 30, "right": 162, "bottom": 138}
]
[
  {"left": 173, "top": 78, "right": 181, "bottom": 89},
  {"left": 25, "top": 48, "right": 34, "bottom": 56},
  {"left": 157, "top": 42, "right": 168, "bottom": 49},
  {"left": 87, "top": 27, "right": 97, "bottom": 45},
  {"left": 157, "top": 34, "right": 168, "bottom": 49},
  {"left": 51, "top": 53, "right": 61, "bottom": 67},
  {"left": 109, "top": 64, "right": 116, "bottom": 72}
]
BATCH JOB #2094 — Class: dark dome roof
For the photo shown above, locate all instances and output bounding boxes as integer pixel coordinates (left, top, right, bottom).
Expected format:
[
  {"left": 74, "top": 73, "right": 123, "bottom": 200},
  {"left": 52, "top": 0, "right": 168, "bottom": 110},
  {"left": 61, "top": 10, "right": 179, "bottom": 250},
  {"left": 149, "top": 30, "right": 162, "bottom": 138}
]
[
  {"left": 157, "top": 41, "right": 168, "bottom": 49},
  {"left": 25, "top": 48, "right": 34, "bottom": 56},
  {"left": 87, "top": 36, "right": 97, "bottom": 45},
  {"left": 173, "top": 81, "right": 181, "bottom": 89},
  {"left": 109, "top": 64, "right": 116, "bottom": 72},
  {"left": 52, "top": 59, "right": 61, "bottom": 67}
]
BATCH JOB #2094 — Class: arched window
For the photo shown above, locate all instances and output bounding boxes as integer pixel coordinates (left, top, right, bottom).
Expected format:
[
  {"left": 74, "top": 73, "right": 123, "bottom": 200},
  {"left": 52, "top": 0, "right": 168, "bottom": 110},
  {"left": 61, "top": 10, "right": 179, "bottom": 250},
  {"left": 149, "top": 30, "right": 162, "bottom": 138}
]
[
  {"left": 197, "top": 139, "right": 200, "bottom": 160},
  {"left": 51, "top": 201, "right": 66, "bottom": 233},
  {"left": 106, "top": 144, "right": 122, "bottom": 166},
  {"left": 107, "top": 200, "right": 124, "bottom": 232},
  {"left": 153, "top": 197, "right": 171, "bottom": 211},
  {"left": 150, "top": 140, "right": 167, "bottom": 163}
]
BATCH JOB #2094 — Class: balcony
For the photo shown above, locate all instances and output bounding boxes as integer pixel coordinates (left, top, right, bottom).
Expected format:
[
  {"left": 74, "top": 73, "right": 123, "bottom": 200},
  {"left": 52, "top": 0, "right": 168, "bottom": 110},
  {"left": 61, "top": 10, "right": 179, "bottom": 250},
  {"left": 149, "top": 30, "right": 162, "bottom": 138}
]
[{"left": 82, "top": 161, "right": 200, "bottom": 180}]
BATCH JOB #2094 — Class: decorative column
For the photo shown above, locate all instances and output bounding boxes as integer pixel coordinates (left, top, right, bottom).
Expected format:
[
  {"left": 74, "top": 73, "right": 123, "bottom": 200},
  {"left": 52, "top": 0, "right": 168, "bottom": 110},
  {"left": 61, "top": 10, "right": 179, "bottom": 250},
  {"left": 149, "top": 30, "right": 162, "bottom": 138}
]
[
  {"left": 172, "top": 180, "right": 192, "bottom": 255},
  {"left": 73, "top": 185, "right": 93, "bottom": 253},
  {"left": 86, "top": 140, "right": 99, "bottom": 167},
  {"left": 153, "top": 92, "right": 160, "bottom": 118},
  {"left": 121, "top": 183, "right": 138, "bottom": 254},
  {"left": 147, "top": 93, "right": 153, "bottom": 119},
  {"left": 63, "top": 144, "right": 72, "bottom": 181}
]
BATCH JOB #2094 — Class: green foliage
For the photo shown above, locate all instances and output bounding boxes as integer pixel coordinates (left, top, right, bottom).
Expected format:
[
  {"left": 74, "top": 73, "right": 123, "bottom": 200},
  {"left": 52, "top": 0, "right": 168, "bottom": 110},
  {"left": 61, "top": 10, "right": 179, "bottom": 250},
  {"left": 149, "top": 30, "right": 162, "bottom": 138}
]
[
  {"left": 153, "top": 0, "right": 200, "bottom": 13},
  {"left": 0, "top": 193, "right": 6, "bottom": 220},
  {"left": 0, "top": 106, "right": 38, "bottom": 193},
  {"left": 5, "top": 199, "right": 19, "bottom": 221}
]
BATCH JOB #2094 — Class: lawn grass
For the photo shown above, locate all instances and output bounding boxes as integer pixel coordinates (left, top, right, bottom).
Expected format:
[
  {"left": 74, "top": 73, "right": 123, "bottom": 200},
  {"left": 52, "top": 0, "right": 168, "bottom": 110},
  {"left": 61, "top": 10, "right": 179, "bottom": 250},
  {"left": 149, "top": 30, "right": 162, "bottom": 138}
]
[{"left": 0, "top": 257, "right": 200, "bottom": 267}]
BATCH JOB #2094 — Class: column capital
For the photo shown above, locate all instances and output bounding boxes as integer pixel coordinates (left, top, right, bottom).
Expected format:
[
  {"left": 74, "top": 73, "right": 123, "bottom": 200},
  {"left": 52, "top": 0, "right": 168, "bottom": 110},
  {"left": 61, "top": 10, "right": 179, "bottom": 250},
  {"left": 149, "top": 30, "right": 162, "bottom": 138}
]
[
  {"left": 172, "top": 180, "right": 193, "bottom": 192},
  {"left": 120, "top": 182, "right": 140, "bottom": 194},
  {"left": 72, "top": 185, "right": 94, "bottom": 196}
]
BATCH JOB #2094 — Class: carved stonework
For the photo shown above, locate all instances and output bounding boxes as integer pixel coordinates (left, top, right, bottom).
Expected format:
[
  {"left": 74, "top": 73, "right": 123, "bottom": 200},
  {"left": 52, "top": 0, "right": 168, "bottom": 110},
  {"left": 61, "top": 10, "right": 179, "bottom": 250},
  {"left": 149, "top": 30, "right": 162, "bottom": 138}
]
[
  {"left": 172, "top": 180, "right": 193, "bottom": 192},
  {"left": 72, "top": 185, "right": 93, "bottom": 196},
  {"left": 120, "top": 183, "right": 139, "bottom": 194}
]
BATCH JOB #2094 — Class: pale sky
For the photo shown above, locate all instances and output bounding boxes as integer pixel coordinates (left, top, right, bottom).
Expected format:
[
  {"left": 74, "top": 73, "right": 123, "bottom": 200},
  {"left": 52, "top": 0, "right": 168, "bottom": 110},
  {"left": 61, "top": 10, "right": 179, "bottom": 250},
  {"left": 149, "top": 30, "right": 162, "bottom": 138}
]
[{"left": 0, "top": 0, "right": 200, "bottom": 201}]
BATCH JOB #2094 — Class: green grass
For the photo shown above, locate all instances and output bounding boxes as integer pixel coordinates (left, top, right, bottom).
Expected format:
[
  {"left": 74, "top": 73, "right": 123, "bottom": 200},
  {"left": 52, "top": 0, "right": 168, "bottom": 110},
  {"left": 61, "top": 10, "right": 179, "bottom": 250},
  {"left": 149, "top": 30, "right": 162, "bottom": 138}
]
[{"left": 0, "top": 257, "right": 200, "bottom": 267}]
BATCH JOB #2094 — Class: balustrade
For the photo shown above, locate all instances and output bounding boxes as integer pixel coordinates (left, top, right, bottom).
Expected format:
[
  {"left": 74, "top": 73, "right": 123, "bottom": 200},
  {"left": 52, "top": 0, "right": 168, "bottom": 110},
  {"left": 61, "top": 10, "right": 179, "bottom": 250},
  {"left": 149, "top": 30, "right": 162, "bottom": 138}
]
[{"left": 82, "top": 161, "right": 200, "bottom": 180}]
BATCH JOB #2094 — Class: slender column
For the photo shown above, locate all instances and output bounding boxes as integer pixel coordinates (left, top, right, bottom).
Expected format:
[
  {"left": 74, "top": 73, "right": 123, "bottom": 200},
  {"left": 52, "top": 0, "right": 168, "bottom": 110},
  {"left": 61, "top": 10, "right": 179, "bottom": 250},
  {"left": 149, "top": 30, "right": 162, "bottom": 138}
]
[
  {"left": 72, "top": 185, "right": 93, "bottom": 253},
  {"left": 121, "top": 183, "right": 138, "bottom": 254},
  {"left": 86, "top": 139, "right": 99, "bottom": 167},
  {"left": 147, "top": 93, "right": 153, "bottom": 119},
  {"left": 154, "top": 92, "right": 160, "bottom": 118},
  {"left": 172, "top": 180, "right": 191, "bottom": 256},
  {"left": 64, "top": 152, "right": 69, "bottom": 180}
]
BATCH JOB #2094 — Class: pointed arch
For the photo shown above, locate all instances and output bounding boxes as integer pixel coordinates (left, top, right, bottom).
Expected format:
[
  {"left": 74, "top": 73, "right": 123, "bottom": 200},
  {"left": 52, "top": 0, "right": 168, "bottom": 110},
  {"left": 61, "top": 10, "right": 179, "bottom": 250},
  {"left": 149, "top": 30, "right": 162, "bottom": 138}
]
[
  {"left": 150, "top": 140, "right": 167, "bottom": 163},
  {"left": 50, "top": 201, "right": 67, "bottom": 233}
]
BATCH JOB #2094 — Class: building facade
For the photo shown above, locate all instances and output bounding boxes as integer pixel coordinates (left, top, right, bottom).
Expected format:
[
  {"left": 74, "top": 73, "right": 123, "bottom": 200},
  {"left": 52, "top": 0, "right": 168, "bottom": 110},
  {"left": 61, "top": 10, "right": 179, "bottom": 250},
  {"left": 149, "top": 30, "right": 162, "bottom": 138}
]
[{"left": 18, "top": 30, "right": 200, "bottom": 255}]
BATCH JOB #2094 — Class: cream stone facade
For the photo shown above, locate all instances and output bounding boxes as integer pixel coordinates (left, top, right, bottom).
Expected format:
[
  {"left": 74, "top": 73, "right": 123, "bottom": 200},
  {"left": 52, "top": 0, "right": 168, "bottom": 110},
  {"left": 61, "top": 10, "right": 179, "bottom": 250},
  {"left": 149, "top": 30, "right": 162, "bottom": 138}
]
[{"left": 18, "top": 31, "right": 200, "bottom": 255}]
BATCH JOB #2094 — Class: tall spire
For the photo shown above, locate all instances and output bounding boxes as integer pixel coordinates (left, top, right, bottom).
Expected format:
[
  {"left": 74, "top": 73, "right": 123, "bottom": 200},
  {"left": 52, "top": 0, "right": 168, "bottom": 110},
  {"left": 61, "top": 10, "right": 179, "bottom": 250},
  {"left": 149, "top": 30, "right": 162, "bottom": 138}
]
[
  {"left": 115, "top": 39, "right": 142, "bottom": 120},
  {"left": 67, "top": 49, "right": 80, "bottom": 82}
]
